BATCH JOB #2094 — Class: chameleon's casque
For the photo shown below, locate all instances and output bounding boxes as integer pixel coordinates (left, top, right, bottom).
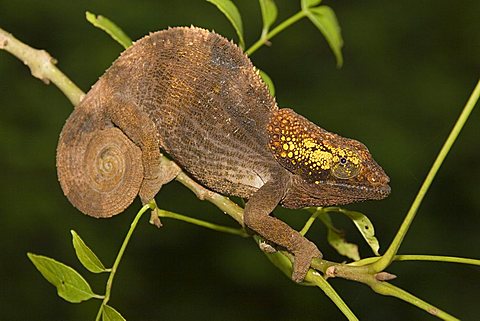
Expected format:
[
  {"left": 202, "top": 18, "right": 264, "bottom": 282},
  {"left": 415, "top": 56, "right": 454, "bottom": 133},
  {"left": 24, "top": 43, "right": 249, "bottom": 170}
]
[{"left": 56, "top": 27, "right": 390, "bottom": 282}]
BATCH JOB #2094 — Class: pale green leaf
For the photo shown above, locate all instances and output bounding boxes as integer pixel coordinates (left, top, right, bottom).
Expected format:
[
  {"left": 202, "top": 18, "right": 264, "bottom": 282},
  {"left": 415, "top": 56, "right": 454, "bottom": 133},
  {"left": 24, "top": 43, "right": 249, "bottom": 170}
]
[
  {"left": 27, "top": 253, "right": 97, "bottom": 303},
  {"left": 86, "top": 11, "right": 132, "bottom": 49},
  {"left": 258, "top": 69, "right": 275, "bottom": 96},
  {"left": 71, "top": 230, "right": 108, "bottom": 273},
  {"left": 102, "top": 305, "right": 126, "bottom": 321},
  {"left": 207, "top": 0, "right": 245, "bottom": 49},
  {"left": 306, "top": 6, "right": 343, "bottom": 67},
  {"left": 328, "top": 208, "right": 380, "bottom": 256},
  {"left": 259, "top": 0, "right": 278, "bottom": 36},
  {"left": 301, "top": 0, "right": 322, "bottom": 10},
  {"left": 319, "top": 213, "right": 360, "bottom": 261}
]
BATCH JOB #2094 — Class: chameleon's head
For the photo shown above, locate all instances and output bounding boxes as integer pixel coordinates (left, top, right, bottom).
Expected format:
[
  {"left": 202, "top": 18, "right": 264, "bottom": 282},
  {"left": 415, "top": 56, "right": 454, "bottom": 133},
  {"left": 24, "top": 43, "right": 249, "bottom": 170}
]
[{"left": 267, "top": 108, "right": 390, "bottom": 208}]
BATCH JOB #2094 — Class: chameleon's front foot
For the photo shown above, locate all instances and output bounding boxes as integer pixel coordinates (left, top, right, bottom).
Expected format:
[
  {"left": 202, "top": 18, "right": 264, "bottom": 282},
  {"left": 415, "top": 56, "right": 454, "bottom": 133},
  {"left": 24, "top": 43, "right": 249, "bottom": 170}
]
[{"left": 291, "top": 240, "right": 322, "bottom": 283}]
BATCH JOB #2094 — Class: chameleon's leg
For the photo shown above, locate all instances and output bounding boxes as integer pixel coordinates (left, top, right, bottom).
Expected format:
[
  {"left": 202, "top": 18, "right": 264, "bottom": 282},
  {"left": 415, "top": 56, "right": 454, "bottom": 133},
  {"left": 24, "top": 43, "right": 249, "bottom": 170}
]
[
  {"left": 106, "top": 95, "right": 180, "bottom": 225},
  {"left": 244, "top": 178, "right": 321, "bottom": 282},
  {"left": 147, "top": 157, "right": 181, "bottom": 227}
]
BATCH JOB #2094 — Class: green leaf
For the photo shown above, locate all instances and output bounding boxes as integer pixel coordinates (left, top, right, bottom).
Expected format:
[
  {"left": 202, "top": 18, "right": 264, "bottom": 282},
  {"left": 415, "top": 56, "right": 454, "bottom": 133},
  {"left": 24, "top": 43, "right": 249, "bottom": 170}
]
[
  {"left": 327, "top": 207, "right": 380, "bottom": 256},
  {"left": 71, "top": 230, "right": 108, "bottom": 273},
  {"left": 102, "top": 305, "right": 126, "bottom": 321},
  {"left": 306, "top": 6, "right": 344, "bottom": 67},
  {"left": 301, "top": 0, "right": 322, "bottom": 10},
  {"left": 319, "top": 213, "right": 360, "bottom": 261},
  {"left": 207, "top": 0, "right": 245, "bottom": 49},
  {"left": 259, "top": 0, "right": 278, "bottom": 36},
  {"left": 27, "top": 253, "right": 98, "bottom": 303},
  {"left": 86, "top": 11, "right": 133, "bottom": 49},
  {"left": 258, "top": 69, "right": 275, "bottom": 96}
]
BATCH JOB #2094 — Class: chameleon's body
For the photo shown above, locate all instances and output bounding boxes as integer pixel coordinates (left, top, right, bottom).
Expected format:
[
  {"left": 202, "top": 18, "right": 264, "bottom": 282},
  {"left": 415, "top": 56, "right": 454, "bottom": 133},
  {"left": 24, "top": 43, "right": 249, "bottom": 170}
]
[{"left": 57, "top": 27, "right": 390, "bottom": 282}]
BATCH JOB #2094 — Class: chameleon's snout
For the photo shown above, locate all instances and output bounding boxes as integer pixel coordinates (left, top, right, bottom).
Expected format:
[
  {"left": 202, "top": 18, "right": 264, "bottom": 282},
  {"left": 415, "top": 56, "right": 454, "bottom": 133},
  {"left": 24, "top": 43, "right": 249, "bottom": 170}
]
[
  {"left": 364, "top": 164, "right": 391, "bottom": 199},
  {"left": 374, "top": 180, "right": 391, "bottom": 199}
]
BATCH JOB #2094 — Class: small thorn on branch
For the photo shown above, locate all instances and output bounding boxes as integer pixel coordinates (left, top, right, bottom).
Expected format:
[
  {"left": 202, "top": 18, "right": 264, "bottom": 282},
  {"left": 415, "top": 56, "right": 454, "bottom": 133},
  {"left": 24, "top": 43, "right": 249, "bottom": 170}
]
[
  {"left": 325, "top": 266, "right": 338, "bottom": 279},
  {"left": 375, "top": 271, "right": 397, "bottom": 281}
]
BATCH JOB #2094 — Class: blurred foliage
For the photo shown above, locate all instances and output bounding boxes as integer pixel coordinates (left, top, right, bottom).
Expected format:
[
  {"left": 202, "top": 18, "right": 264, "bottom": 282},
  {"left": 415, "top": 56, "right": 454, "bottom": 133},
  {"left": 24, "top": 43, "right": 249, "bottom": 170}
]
[{"left": 0, "top": 0, "right": 479, "bottom": 320}]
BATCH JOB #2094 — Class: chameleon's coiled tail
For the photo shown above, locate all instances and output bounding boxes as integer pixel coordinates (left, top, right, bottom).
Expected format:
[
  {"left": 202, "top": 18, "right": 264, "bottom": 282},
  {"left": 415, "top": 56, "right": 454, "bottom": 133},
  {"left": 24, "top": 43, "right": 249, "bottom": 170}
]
[{"left": 56, "top": 108, "right": 144, "bottom": 217}]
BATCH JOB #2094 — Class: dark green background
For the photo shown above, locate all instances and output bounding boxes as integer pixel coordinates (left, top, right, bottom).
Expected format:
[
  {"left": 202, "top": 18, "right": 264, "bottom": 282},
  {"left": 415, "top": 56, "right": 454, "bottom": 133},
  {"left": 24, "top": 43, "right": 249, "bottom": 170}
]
[{"left": 1, "top": 1, "right": 479, "bottom": 320}]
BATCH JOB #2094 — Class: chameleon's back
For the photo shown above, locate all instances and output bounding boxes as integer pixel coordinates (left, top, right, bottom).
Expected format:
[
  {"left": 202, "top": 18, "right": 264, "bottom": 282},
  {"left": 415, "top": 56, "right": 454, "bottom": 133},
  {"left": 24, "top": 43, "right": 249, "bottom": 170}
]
[{"left": 106, "top": 27, "right": 281, "bottom": 198}]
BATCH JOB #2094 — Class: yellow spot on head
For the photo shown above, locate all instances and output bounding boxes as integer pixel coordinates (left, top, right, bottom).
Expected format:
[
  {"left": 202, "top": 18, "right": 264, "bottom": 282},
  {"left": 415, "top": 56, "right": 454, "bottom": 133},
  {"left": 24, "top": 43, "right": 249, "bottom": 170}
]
[
  {"left": 282, "top": 143, "right": 289, "bottom": 150},
  {"left": 303, "top": 138, "right": 317, "bottom": 149},
  {"left": 310, "top": 150, "right": 333, "bottom": 170}
]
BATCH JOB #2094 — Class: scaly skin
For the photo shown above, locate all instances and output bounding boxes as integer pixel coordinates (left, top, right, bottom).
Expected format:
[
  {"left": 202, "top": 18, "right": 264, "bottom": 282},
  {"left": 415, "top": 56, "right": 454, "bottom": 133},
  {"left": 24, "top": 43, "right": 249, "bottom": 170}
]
[{"left": 56, "top": 27, "right": 390, "bottom": 282}]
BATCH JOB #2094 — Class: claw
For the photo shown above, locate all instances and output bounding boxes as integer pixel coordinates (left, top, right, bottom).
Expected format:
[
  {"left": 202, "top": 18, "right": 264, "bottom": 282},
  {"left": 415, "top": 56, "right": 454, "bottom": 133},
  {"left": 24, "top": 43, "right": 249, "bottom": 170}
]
[{"left": 291, "top": 242, "right": 322, "bottom": 283}]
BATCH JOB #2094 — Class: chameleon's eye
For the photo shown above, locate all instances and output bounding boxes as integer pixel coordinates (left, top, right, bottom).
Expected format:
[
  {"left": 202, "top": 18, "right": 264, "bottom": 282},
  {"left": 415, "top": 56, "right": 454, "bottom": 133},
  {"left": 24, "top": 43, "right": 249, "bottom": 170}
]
[{"left": 331, "top": 155, "right": 361, "bottom": 179}]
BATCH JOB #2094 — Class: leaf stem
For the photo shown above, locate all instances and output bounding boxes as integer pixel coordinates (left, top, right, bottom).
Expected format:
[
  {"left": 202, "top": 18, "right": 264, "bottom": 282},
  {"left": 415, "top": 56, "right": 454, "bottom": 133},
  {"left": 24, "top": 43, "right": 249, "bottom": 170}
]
[
  {"left": 157, "top": 209, "right": 248, "bottom": 237},
  {"left": 351, "top": 254, "right": 480, "bottom": 267},
  {"left": 306, "top": 270, "right": 359, "bottom": 321},
  {"left": 393, "top": 255, "right": 480, "bottom": 265},
  {"left": 261, "top": 246, "right": 359, "bottom": 320},
  {"left": 245, "top": 10, "right": 307, "bottom": 56},
  {"left": 94, "top": 203, "right": 151, "bottom": 321},
  {"left": 371, "top": 79, "right": 480, "bottom": 272},
  {"left": 371, "top": 282, "right": 459, "bottom": 321},
  {"left": 329, "top": 264, "right": 459, "bottom": 321},
  {"left": 299, "top": 208, "right": 321, "bottom": 235}
]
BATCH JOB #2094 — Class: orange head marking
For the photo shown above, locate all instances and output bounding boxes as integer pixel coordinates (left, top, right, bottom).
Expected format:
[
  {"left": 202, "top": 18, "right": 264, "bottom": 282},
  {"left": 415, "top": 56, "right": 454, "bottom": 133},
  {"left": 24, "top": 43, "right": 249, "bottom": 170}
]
[
  {"left": 268, "top": 109, "right": 361, "bottom": 181},
  {"left": 267, "top": 108, "right": 390, "bottom": 208}
]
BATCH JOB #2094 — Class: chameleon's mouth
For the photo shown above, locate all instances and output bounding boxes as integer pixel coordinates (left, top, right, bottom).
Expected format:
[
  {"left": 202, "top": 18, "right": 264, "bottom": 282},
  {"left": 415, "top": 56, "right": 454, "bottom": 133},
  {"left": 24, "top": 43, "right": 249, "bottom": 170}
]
[
  {"left": 366, "top": 183, "right": 391, "bottom": 200},
  {"left": 316, "top": 179, "right": 391, "bottom": 206}
]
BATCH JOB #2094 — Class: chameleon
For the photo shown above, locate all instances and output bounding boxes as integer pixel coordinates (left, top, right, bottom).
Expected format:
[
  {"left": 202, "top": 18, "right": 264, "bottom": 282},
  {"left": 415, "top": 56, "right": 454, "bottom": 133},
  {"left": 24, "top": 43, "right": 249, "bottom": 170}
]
[{"left": 56, "top": 26, "right": 390, "bottom": 282}]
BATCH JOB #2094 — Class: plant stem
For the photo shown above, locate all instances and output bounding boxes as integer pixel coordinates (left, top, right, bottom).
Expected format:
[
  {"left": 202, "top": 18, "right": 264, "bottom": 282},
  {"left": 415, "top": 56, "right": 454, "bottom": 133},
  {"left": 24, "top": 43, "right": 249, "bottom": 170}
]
[
  {"left": 175, "top": 171, "right": 245, "bottom": 225},
  {"left": 351, "top": 254, "right": 480, "bottom": 267},
  {"left": 371, "top": 282, "right": 459, "bottom": 321},
  {"left": 306, "top": 270, "right": 359, "bottom": 321},
  {"left": 393, "top": 255, "right": 480, "bottom": 265},
  {"left": 0, "top": 27, "right": 84, "bottom": 105},
  {"left": 157, "top": 209, "right": 248, "bottom": 237},
  {"left": 262, "top": 247, "right": 358, "bottom": 320},
  {"left": 371, "top": 79, "right": 480, "bottom": 273},
  {"left": 94, "top": 203, "right": 151, "bottom": 321},
  {"left": 329, "top": 264, "right": 458, "bottom": 321},
  {"left": 245, "top": 10, "right": 307, "bottom": 56},
  {"left": 299, "top": 209, "right": 321, "bottom": 235}
]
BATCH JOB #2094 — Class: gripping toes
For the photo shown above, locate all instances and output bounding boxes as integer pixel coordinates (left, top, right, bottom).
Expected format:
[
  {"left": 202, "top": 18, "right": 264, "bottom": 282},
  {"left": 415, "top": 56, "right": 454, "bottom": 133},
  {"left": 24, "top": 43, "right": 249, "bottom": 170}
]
[{"left": 291, "top": 240, "right": 322, "bottom": 283}]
